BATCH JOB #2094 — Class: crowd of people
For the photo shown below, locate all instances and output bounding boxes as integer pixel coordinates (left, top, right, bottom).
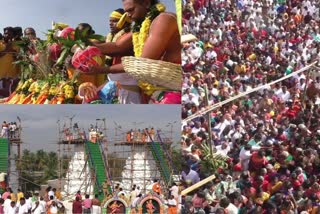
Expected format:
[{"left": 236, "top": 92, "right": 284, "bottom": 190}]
[
  {"left": 0, "top": 186, "right": 64, "bottom": 214},
  {"left": 181, "top": 0, "right": 320, "bottom": 213},
  {"left": 0, "top": 181, "right": 179, "bottom": 213},
  {"left": 125, "top": 128, "right": 156, "bottom": 143}
]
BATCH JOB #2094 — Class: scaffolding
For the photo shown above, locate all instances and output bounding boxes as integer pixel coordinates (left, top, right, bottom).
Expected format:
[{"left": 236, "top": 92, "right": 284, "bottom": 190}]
[
  {"left": 57, "top": 117, "right": 93, "bottom": 199},
  {"left": 56, "top": 118, "right": 176, "bottom": 201},
  {"left": 8, "top": 118, "right": 22, "bottom": 192},
  {"left": 107, "top": 126, "right": 174, "bottom": 195}
]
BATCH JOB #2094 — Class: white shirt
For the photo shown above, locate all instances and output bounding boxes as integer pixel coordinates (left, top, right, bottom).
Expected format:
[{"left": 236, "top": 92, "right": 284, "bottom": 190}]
[
  {"left": 146, "top": 183, "right": 153, "bottom": 193},
  {"left": 181, "top": 169, "right": 200, "bottom": 184},
  {"left": 131, "top": 197, "right": 140, "bottom": 208},
  {"left": 3, "top": 199, "right": 12, "bottom": 213},
  {"left": 215, "top": 144, "right": 231, "bottom": 157},
  {"left": 49, "top": 205, "right": 58, "bottom": 214},
  {"left": 170, "top": 185, "right": 179, "bottom": 199},
  {"left": 39, "top": 200, "right": 46, "bottom": 213},
  {"left": 191, "top": 126, "right": 201, "bottom": 134},
  {"left": 239, "top": 147, "right": 252, "bottom": 161},
  {"left": 17, "top": 203, "right": 29, "bottom": 214},
  {"left": 168, "top": 199, "right": 177, "bottom": 206},
  {"left": 25, "top": 199, "right": 32, "bottom": 211},
  {"left": 32, "top": 205, "right": 42, "bottom": 214},
  {"left": 108, "top": 73, "right": 138, "bottom": 86},
  {"left": 0, "top": 172, "right": 7, "bottom": 182},
  {"left": 276, "top": 89, "right": 291, "bottom": 102},
  {"left": 225, "top": 203, "right": 239, "bottom": 214},
  {"left": 6, "top": 205, "right": 17, "bottom": 214}
]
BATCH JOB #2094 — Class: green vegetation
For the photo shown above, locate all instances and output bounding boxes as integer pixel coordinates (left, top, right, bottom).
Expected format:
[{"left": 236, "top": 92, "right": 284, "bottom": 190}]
[{"left": 17, "top": 149, "right": 68, "bottom": 191}]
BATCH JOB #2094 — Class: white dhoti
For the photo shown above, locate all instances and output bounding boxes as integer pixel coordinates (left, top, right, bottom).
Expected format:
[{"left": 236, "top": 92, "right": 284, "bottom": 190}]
[
  {"left": 92, "top": 205, "right": 101, "bottom": 214},
  {"left": 108, "top": 73, "right": 141, "bottom": 104},
  {"left": 118, "top": 88, "right": 141, "bottom": 104}
]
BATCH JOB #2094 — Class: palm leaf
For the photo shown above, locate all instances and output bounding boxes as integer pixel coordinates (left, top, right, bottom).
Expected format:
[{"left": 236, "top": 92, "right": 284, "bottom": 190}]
[
  {"left": 55, "top": 48, "right": 70, "bottom": 66},
  {"left": 88, "top": 34, "right": 106, "bottom": 42}
]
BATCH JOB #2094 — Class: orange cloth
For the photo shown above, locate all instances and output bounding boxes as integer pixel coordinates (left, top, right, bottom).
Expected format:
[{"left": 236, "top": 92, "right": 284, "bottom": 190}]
[
  {"left": 152, "top": 183, "right": 161, "bottom": 194},
  {"left": 168, "top": 206, "right": 177, "bottom": 214},
  {"left": 126, "top": 133, "right": 131, "bottom": 142}
]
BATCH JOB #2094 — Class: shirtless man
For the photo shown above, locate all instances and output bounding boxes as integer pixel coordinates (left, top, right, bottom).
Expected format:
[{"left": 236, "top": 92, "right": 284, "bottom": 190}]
[
  {"left": 93, "top": 9, "right": 141, "bottom": 104},
  {"left": 88, "top": 0, "right": 181, "bottom": 103}
]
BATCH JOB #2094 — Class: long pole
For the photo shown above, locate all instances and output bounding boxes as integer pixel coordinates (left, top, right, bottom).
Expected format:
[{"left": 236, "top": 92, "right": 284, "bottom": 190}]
[
  {"left": 181, "top": 174, "right": 216, "bottom": 196},
  {"left": 17, "top": 118, "right": 22, "bottom": 190},
  {"left": 302, "top": 70, "right": 311, "bottom": 105},
  {"left": 183, "top": 61, "right": 318, "bottom": 123},
  {"left": 204, "top": 84, "right": 213, "bottom": 156}
]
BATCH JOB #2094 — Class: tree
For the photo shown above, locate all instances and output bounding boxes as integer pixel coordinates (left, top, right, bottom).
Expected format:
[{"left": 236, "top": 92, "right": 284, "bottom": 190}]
[{"left": 16, "top": 149, "right": 63, "bottom": 191}]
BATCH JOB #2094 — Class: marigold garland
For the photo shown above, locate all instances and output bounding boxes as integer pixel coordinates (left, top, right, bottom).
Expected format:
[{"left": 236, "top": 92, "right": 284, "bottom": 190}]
[
  {"left": 132, "top": 3, "right": 167, "bottom": 95},
  {"left": 106, "top": 29, "right": 126, "bottom": 43}
]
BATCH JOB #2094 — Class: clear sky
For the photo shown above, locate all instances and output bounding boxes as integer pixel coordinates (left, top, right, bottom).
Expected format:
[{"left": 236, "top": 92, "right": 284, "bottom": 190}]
[
  {"left": 0, "top": 105, "right": 180, "bottom": 152},
  {"left": 0, "top": 0, "right": 176, "bottom": 39}
]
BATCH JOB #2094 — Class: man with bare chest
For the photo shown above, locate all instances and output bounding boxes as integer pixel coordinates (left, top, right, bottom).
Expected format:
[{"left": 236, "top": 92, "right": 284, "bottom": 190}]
[{"left": 89, "top": 0, "right": 181, "bottom": 103}]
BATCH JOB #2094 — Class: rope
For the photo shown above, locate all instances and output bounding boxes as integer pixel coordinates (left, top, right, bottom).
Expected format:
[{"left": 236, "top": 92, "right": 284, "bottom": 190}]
[{"left": 182, "top": 61, "right": 318, "bottom": 123}]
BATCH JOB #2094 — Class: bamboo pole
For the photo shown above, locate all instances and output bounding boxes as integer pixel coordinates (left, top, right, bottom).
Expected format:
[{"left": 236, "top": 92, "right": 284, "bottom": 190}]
[
  {"left": 181, "top": 174, "right": 216, "bottom": 196},
  {"left": 204, "top": 84, "right": 213, "bottom": 156},
  {"left": 183, "top": 61, "right": 318, "bottom": 123}
]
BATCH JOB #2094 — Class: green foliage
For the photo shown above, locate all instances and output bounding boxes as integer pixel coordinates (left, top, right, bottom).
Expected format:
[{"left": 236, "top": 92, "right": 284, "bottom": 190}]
[
  {"left": 17, "top": 149, "right": 68, "bottom": 190},
  {"left": 200, "top": 143, "right": 229, "bottom": 174},
  {"left": 171, "top": 146, "right": 183, "bottom": 172},
  {"left": 88, "top": 34, "right": 106, "bottom": 42}
]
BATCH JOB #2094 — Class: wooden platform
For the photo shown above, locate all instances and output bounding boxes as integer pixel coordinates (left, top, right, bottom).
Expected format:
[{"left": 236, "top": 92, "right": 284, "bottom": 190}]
[
  {"left": 114, "top": 141, "right": 151, "bottom": 146},
  {"left": 9, "top": 138, "right": 22, "bottom": 144},
  {"left": 58, "top": 139, "right": 85, "bottom": 144},
  {"left": 114, "top": 141, "right": 173, "bottom": 146}
]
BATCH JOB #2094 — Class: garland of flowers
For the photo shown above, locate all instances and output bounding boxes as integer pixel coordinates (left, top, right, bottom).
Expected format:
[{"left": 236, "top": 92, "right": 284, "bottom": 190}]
[
  {"left": 132, "top": 3, "right": 166, "bottom": 57},
  {"left": 106, "top": 29, "right": 126, "bottom": 43},
  {"left": 131, "top": 3, "right": 167, "bottom": 96}
]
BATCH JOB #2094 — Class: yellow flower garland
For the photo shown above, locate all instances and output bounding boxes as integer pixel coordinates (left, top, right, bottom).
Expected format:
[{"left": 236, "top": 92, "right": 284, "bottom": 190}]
[
  {"left": 132, "top": 3, "right": 167, "bottom": 96},
  {"left": 106, "top": 29, "right": 126, "bottom": 43}
]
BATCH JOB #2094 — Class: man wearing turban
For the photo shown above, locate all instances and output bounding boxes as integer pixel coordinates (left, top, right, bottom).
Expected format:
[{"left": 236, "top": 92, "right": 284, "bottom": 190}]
[{"left": 93, "top": 8, "right": 141, "bottom": 104}]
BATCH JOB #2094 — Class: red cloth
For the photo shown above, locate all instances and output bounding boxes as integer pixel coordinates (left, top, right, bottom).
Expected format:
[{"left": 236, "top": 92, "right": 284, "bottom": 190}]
[
  {"left": 250, "top": 152, "right": 268, "bottom": 171},
  {"left": 233, "top": 162, "right": 242, "bottom": 171},
  {"left": 252, "top": 179, "right": 269, "bottom": 192},
  {"left": 292, "top": 179, "right": 302, "bottom": 189},
  {"left": 72, "top": 201, "right": 83, "bottom": 214},
  {"left": 0, "top": 181, "right": 6, "bottom": 189}
]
